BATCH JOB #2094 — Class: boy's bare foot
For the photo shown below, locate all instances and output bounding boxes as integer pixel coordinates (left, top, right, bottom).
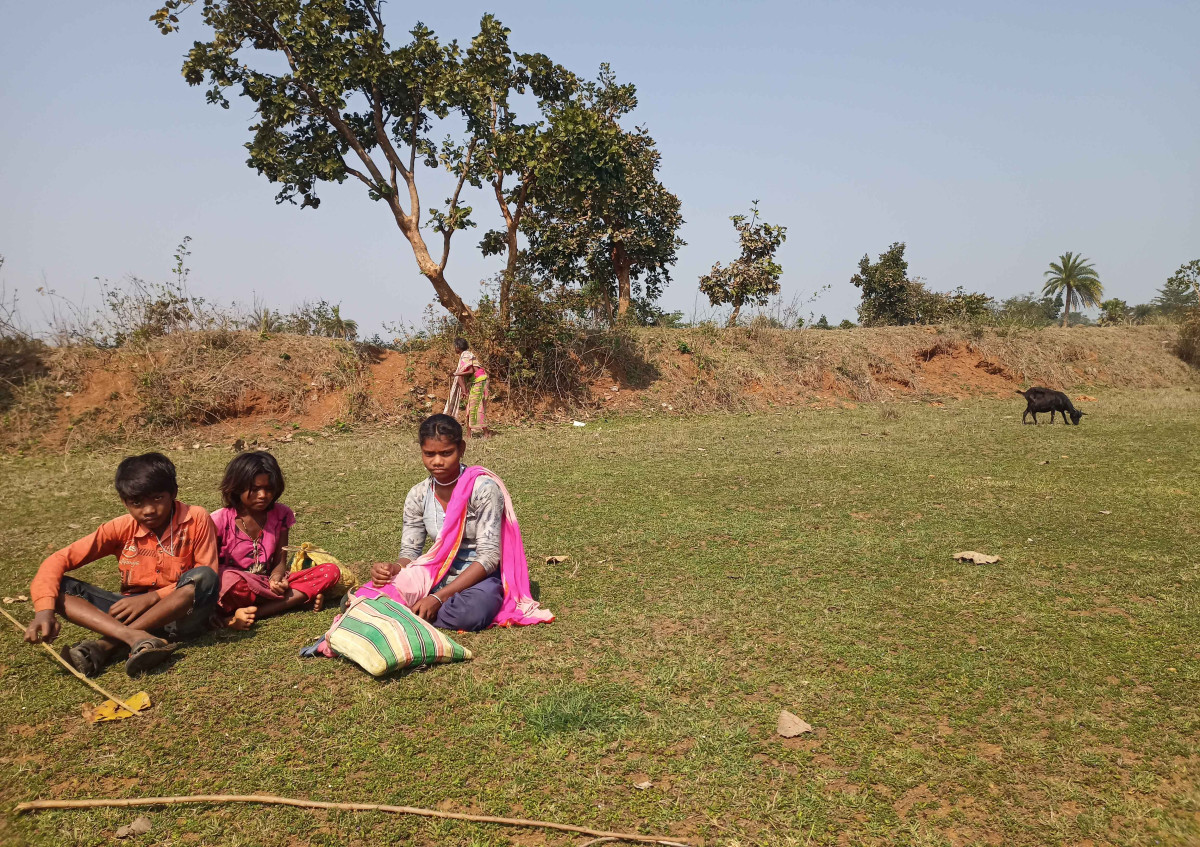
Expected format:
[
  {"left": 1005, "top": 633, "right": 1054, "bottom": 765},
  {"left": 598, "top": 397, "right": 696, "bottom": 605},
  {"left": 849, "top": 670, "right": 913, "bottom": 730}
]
[
  {"left": 226, "top": 606, "right": 257, "bottom": 630},
  {"left": 312, "top": 593, "right": 324, "bottom": 612}
]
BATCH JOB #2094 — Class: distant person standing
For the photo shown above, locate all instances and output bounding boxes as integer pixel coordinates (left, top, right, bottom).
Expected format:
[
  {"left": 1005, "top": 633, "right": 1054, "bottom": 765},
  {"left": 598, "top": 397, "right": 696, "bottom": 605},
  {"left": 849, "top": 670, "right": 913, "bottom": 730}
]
[{"left": 452, "top": 337, "right": 491, "bottom": 438}]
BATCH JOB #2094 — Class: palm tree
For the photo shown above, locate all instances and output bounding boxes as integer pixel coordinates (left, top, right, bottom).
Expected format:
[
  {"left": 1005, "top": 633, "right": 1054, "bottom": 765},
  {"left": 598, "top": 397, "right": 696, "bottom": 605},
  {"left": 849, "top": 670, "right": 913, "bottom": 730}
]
[
  {"left": 324, "top": 305, "right": 358, "bottom": 340},
  {"left": 1043, "top": 252, "right": 1102, "bottom": 327}
]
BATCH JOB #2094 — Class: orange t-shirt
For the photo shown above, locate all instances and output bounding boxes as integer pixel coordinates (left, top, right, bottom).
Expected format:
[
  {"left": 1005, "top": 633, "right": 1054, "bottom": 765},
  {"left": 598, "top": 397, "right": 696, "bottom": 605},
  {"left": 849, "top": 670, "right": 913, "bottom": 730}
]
[{"left": 30, "top": 501, "right": 218, "bottom": 613}]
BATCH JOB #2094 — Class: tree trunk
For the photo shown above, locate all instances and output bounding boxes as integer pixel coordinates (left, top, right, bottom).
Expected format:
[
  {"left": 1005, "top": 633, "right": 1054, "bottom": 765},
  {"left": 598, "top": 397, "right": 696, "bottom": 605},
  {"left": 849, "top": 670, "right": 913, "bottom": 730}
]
[
  {"left": 395, "top": 207, "right": 475, "bottom": 329},
  {"left": 600, "top": 283, "right": 614, "bottom": 324},
  {"left": 1061, "top": 285, "right": 1071, "bottom": 328},
  {"left": 727, "top": 300, "right": 742, "bottom": 328},
  {"left": 430, "top": 269, "right": 475, "bottom": 329},
  {"left": 499, "top": 228, "right": 519, "bottom": 326},
  {"left": 612, "top": 241, "right": 632, "bottom": 320}
]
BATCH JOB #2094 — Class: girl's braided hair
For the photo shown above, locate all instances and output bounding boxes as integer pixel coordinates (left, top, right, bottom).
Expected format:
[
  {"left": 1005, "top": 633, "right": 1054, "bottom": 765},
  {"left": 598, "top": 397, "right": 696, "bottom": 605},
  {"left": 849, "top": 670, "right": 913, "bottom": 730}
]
[{"left": 418, "top": 413, "right": 463, "bottom": 445}]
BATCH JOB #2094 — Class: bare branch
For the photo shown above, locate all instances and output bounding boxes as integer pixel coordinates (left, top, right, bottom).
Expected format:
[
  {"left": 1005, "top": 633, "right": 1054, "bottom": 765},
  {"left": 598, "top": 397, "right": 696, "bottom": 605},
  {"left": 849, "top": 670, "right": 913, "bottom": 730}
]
[
  {"left": 364, "top": 0, "right": 384, "bottom": 34},
  {"left": 341, "top": 162, "right": 374, "bottom": 188},
  {"left": 370, "top": 83, "right": 410, "bottom": 198},
  {"left": 512, "top": 172, "right": 533, "bottom": 229},
  {"left": 440, "top": 137, "right": 477, "bottom": 273},
  {"left": 408, "top": 99, "right": 420, "bottom": 175},
  {"left": 492, "top": 171, "right": 514, "bottom": 230}
]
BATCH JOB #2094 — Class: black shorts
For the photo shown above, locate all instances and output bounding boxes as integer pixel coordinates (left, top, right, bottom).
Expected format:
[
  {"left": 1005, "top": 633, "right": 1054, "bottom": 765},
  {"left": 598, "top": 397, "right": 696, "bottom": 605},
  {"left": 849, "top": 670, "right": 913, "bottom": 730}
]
[{"left": 60, "top": 566, "right": 219, "bottom": 640}]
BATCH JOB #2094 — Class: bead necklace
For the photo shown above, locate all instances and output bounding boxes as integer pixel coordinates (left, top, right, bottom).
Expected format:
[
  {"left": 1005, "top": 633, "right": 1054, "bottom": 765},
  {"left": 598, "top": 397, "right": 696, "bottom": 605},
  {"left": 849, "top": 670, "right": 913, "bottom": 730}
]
[
  {"left": 237, "top": 514, "right": 265, "bottom": 567},
  {"left": 154, "top": 513, "right": 178, "bottom": 557},
  {"left": 430, "top": 463, "right": 465, "bottom": 487}
]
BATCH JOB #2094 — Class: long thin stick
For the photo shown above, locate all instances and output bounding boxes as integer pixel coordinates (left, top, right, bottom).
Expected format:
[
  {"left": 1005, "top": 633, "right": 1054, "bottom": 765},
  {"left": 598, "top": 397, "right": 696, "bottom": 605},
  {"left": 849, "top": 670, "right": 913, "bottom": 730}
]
[
  {"left": 444, "top": 373, "right": 461, "bottom": 417},
  {"left": 0, "top": 607, "right": 145, "bottom": 718},
  {"left": 13, "top": 795, "right": 691, "bottom": 845}
]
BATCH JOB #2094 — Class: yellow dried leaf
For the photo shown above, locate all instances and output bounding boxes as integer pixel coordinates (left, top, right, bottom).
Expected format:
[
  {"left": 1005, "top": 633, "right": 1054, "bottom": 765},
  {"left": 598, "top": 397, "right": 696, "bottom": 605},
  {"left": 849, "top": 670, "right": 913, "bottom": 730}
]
[{"left": 90, "top": 691, "right": 152, "bottom": 722}]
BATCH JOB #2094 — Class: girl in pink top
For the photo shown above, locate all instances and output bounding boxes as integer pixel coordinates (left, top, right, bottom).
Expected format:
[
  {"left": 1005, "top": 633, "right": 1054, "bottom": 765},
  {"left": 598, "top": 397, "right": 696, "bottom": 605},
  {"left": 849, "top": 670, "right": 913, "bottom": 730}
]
[{"left": 212, "top": 451, "right": 340, "bottom": 630}]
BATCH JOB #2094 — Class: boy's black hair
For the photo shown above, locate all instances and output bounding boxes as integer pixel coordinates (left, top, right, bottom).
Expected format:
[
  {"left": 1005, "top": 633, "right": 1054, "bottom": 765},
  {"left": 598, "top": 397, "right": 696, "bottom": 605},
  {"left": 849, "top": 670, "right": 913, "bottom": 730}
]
[
  {"left": 419, "top": 413, "right": 463, "bottom": 445},
  {"left": 219, "top": 450, "right": 286, "bottom": 508},
  {"left": 114, "top": 452, "right": 179, "bottom": 500},
  {"left": 453, "top": 337, "right": 469, "bottom": 353}
]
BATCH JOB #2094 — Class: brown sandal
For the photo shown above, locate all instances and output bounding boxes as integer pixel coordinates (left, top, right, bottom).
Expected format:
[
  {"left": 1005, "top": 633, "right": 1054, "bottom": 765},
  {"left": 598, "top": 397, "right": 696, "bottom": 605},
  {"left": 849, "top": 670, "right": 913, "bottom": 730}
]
[
  {"left": 60, "top": 640, "right": 111, "bottom": 678},
  {"left": 124, "top": 637, "right": 179, "bottom": 677}
]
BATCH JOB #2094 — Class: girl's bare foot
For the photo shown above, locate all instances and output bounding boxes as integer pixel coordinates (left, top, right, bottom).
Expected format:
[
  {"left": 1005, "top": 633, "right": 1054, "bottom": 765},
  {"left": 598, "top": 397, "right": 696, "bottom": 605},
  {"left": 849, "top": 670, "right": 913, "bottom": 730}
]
[
  {"left": 226, "top": 606, "right": 257, "bottom": 630},
  {"left": 312, "top": 593, "right": 324, "bottom": 612}
]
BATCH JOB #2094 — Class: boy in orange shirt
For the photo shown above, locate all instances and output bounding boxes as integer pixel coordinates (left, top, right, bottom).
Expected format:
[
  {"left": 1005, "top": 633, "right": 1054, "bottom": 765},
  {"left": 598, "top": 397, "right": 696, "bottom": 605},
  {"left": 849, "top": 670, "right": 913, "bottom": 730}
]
[{"left": 25, "top": 452, "right": 220, "bottom": 677}]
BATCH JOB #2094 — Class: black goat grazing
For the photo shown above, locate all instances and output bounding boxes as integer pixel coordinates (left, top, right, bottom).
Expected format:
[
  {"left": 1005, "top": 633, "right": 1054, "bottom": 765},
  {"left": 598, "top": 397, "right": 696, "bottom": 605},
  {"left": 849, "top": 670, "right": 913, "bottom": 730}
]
[{"left": 1015, "top": 387, "right": 1085, "bottom": 425}]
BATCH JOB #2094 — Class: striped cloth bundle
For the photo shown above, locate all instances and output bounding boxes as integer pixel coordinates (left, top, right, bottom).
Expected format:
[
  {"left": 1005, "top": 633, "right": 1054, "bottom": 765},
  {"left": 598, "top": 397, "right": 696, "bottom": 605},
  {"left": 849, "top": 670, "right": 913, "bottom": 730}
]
[{"left": 327, "top": 595, "right": 472, "bottom": 676}]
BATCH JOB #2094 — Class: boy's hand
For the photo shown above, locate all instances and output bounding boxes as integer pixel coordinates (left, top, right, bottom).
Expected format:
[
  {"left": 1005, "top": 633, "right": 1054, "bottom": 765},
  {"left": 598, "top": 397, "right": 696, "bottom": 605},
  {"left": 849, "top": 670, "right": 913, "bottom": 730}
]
[
  {"left": 109, "top": 592, "right": 159, "bottom": 622},
  {"left": 25, "top": 610, "right": 60, "bottom": 644},
  {"left": 370, "top": 562, "right": 400, "bottom": 586}
]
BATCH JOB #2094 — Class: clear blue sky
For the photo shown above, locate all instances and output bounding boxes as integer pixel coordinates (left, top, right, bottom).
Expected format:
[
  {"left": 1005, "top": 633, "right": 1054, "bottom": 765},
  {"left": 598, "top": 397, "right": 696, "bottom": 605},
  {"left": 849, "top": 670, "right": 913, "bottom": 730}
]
[{"left": 2, "top": 0, "right": 1197, "bottom": 333}]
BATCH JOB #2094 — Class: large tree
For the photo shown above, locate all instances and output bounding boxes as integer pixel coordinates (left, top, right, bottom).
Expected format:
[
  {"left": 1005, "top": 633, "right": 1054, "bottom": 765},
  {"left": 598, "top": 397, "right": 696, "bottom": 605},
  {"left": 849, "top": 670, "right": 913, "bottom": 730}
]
[
  {"left": 1042, "top": 252, "right": 1102, "bottom": 327},
  {"left": 523, "top": 66, "right": 684, "bottom": 322},
  {"left": 153, "top": 2, "right": 560, "bottom": 328},
  {"left": 699, "top": 202, "right": 787, "bottom": 327},
  {"left": 1154, "top": 260, "right": 1200, "bottom": 315}
]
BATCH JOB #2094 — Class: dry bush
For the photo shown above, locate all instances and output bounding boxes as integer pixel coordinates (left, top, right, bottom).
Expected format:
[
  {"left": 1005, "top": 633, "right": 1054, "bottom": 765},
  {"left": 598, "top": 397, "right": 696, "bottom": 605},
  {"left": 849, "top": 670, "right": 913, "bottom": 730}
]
[
  {"left": 1, "top": 331, "right": 368, "bottom": 449},
  {"left": 1176, "top": 311, "right": 1200, "bottom": 368},
  {"left": 122, "top": 331, "right": 364, "bottom": 429}
]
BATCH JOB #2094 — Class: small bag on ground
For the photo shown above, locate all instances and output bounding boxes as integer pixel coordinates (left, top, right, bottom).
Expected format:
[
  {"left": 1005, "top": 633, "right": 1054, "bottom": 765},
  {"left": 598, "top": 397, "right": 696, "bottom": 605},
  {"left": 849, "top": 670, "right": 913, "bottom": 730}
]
[
  {"left": 326, "top": 595, "right": 472, "bottom": 676},
  {"left": 288, "top": 542, "right": 359, "bottom": 598}
]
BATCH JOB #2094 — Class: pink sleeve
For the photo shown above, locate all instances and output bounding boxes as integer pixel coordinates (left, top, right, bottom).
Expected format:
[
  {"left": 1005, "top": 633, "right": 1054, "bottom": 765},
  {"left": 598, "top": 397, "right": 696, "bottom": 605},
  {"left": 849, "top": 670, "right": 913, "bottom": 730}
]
[
  {"left": 276, "top": 503, "right": 296, "bottom": 530},
  {"left": 210, "top": 508, "right": 233, "bottom": 548}
]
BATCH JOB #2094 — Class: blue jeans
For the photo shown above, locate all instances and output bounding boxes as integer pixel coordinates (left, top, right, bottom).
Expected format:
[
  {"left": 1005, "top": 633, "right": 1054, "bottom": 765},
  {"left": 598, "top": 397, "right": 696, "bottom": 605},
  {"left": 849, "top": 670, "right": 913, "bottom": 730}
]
[{"left": 61, "top": 566, "right": 219, "bottom": 640}]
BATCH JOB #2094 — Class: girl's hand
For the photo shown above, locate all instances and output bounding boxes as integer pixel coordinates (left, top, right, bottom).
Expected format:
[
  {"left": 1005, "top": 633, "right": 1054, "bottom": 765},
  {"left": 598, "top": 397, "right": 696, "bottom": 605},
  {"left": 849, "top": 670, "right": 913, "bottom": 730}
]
[
  {"left": 268, "top": 570, "right": 289, "bottom": 595},
  {"left": 371, "top": 562, "right": 400, "bottom": 586},
  {"left": 410, "top": 595, "right": 443, "bottom": 622}
]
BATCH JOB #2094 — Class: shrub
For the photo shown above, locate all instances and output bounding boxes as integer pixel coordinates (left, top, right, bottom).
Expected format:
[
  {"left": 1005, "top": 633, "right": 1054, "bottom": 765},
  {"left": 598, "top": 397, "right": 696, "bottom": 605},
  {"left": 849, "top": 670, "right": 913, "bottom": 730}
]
[{"left": 1177, "top": 310, "right": 1200, "bottom": 367}]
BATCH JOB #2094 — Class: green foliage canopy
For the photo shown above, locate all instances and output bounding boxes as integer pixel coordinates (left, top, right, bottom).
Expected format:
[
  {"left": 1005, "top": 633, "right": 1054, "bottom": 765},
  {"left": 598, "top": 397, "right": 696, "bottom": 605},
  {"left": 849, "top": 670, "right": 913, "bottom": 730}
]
[
  {"left": 152, "top": 1, "right": 566, "bottom": 329},
  {"left": 1154, "top": 260, "right": 1200, "bottom": 315},
  {"left": 995, "top": 291, "right": 1062, "bottom": 327},
  {"left": 522, "top": 66, "right": 684, "bottom": 323},
  {"left": 850, "top": 242, "right": 915, "bottom": 326},
  {"left": 1099, "top": 298, "right": 1131, "bottom": 325},
  {"left": 452, "top": 17, "right": 576, "bottom": 325}
]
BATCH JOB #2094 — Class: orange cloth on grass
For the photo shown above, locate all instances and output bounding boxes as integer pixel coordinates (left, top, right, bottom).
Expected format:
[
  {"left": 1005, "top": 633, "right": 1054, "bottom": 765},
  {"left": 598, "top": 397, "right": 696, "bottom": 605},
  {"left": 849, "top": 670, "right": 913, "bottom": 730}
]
[{"left": 30, "top": 501, "right": 219, "bottom": 612}]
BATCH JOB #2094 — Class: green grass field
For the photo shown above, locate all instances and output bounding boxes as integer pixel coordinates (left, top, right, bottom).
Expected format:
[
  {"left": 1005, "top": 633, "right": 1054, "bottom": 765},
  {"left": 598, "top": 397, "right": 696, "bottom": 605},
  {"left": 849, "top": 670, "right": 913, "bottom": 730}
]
[{"left": 2, "top": 391, "right": 1198, "bottom": 846}]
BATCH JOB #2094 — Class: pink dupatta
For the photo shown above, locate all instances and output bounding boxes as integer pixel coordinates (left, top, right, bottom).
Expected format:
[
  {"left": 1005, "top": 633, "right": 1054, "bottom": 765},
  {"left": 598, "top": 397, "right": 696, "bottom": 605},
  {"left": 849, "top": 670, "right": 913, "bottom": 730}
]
[{"left": 353, "top": 466, "right": 553, "bottom": 628}]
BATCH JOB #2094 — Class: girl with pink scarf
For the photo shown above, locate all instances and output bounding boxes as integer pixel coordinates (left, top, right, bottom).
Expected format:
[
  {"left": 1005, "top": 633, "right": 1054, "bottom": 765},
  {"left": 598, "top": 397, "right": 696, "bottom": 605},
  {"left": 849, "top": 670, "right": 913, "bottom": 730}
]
[{"left": 352, "top": 413, "right": 551, "bottom": 631}]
